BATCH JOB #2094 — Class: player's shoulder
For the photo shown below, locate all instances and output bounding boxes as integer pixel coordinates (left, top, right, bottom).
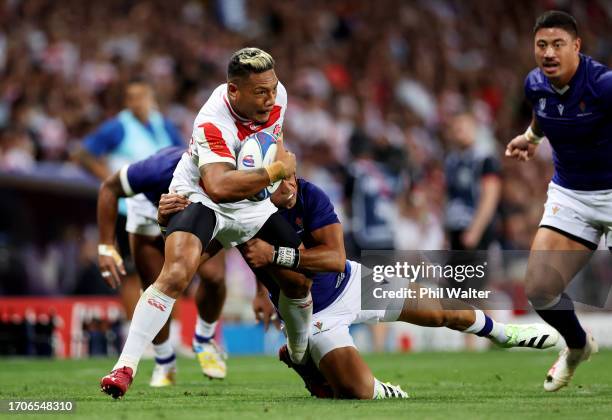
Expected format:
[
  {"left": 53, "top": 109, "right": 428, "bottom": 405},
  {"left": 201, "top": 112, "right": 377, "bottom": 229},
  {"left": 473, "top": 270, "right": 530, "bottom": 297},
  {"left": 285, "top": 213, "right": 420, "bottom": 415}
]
[
  {"left": 583, "top": 55, "right": 612, "bottom": 93},
  {"left": 299, "top": 178, "right": 331, "bottom": 205},
  {"left": 276, "top": 81, "right": 288, "bottom": 106},
  {"left": 193, "top": 84, "right": 236, "bottom": 135},
  {"left": 524, "top": 67, "right": 548, "bottom": 94}
]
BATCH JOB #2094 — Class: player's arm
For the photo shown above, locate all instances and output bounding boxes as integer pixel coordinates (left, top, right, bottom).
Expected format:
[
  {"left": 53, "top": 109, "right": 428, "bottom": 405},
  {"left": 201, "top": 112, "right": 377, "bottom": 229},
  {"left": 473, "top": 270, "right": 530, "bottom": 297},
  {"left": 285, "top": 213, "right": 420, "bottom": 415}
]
[
  {"left": 505, "top": 114, "right": 543, "bottom": 162},
  {"left": 243, "top": 222, "right": 346, "bottom": 273},
  {"left": 201, "top": 138, "right": 296, "bottom": 203},
  {"left": 461, "top": 174, "right": 502, "bottom": 249},
  {"left": 73, "top": 119, "right": 124, "bottom": 180},
  {"left": 252, "top": 280, "right": 279, "bottom": 331},
  {"left": 96, "top": 170, "right": 128, "bottom": 288},
  {"left": 73, "top": 147, "right": 112, "bottom": 180}
]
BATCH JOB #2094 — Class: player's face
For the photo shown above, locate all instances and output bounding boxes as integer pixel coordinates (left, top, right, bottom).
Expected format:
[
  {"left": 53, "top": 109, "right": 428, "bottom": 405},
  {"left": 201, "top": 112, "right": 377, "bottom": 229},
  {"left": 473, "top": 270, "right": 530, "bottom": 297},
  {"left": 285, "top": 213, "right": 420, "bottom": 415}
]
[
  {"left": 229, "top": 70, "right": 278, "bottom": 124},
  {"left": 271, "top": 176, "right": 298, "bottom": 209},
  {"left": 534, "top": 28, "right": 581, "bottom": 86},
  {"left": 449, "top": 114, "right": 476, "bottom": 148},
  {"left": 126, "top": 83, "right": 154, "bottom": 120}
]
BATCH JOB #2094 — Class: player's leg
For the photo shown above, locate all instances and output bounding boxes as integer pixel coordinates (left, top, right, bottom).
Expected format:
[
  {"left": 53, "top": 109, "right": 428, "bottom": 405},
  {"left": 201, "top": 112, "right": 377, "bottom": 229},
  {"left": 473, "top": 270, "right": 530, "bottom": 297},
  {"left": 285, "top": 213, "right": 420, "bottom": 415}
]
[
  {"left": 242, "top": 212, "right": 313, "bottom": 364},
  {"left": 193, "top": 245, "right": 228, "bottom": 379},
  {"left": 527, "top": 227, "right": 598, "bottom": 391},
  {"left": 397, "top": 284, "right": 558, "bottom": 349},
  {"left": 129, "top": 232, "right": 177, "bottom": 387},
  {"left": 312, "top": 329, "right": 407, "bottom": 399},
  {"left": 101, "top": 203, "right": 215, "bottom": 398}
]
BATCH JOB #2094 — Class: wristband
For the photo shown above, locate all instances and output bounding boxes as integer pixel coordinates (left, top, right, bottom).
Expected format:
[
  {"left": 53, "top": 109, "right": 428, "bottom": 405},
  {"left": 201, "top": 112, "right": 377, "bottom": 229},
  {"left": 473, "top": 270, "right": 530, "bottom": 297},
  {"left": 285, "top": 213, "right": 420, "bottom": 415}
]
[
  {"left": 524, "top": 126, "right": 544, "bottom": 145},
  {"left": 264, "top": 161, "right": 287, "bottom": 183},
  {"left": 273, "top": 246, "right": 300, "bottom": 269},
  {"left": 98, "top": 244, "right": 123, "bottom": 266}
]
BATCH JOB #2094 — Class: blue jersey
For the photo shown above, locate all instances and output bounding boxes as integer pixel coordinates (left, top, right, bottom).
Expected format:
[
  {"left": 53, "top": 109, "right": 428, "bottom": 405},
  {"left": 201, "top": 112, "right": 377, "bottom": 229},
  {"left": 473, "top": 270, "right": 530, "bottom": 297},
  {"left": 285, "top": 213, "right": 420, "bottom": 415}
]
[
  {"left": 123, "top": 147, "right": 184, "bottom": 205},
  {"left": 445, "top": 148, "right": 500, "bottom": 230},
  {"left": 264, "top": 179, "right": 350, "bottom": 314},
  {"left": 525, "top": 54, "right": 612, "bottom": 190}
]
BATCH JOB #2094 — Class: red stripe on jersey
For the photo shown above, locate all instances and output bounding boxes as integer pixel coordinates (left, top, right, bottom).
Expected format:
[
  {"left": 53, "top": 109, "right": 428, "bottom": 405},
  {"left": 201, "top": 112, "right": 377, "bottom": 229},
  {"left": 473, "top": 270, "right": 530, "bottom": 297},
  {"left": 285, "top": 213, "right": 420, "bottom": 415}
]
[
  {"left": 199, "top": 123, "right": 234, "bottom": 159},
  {"left": 235, "top": 105, "right": 283, "bottom": 141}
]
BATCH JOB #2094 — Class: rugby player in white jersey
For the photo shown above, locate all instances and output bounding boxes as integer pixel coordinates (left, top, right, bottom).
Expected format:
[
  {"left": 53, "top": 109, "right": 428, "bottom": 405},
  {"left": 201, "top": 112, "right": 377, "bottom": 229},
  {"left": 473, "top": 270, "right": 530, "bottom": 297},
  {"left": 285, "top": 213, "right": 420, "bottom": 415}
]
[
  {"left": 505, "top": 11, "right": 612, "bottom": 391},
  {"left": 100, "top": 48, "right": 313, "bottom": 399}
]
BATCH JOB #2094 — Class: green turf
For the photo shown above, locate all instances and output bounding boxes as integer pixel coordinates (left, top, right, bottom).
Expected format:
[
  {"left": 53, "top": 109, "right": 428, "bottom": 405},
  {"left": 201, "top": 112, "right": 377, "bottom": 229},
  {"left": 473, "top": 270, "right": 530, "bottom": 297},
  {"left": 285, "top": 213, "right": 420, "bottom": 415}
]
[{"left": 0, "top": 350, "right": 611, "bottom": 419}]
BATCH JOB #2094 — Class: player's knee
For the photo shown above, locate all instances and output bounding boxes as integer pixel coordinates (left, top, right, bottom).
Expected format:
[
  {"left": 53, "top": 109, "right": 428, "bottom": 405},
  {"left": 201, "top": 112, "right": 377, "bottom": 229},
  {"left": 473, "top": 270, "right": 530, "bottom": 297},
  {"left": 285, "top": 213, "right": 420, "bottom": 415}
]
[
  {"left": 428, "top": 311, "right": 449, "bottom": 328},
  {"left": 274, "top": 270, "right": 311, "bottom": 298},
  {"left": 334, "top": 379, "right": 372, "bottom": 400},
  {"left": 201, "top": 272, "right": 226, "bottom": 291},
  {"left": 156, "top": 262, "right": 193, "bottom": 296}
]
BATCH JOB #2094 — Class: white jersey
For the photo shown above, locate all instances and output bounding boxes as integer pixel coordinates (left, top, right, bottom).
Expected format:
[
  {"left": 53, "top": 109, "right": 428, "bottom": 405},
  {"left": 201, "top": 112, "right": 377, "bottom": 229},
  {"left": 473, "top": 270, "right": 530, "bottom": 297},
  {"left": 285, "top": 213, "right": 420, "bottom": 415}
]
[{"left": 171, "top": 82, "right": 287, "bottom": 218}]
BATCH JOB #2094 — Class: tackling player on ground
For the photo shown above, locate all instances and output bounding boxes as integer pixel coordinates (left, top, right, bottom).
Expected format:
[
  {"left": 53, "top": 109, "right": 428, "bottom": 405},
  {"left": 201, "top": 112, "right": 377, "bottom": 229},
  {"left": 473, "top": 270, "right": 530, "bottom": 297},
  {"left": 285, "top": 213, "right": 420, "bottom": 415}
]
[
  {"left": 505, "top": 11, "right": 612, "bottom": 391},
  {"left": 100, "top": 48, "right": 313, "bottom": 399},
  {"left": 156, "top": 176, "right": 556, "bottom": 399}
]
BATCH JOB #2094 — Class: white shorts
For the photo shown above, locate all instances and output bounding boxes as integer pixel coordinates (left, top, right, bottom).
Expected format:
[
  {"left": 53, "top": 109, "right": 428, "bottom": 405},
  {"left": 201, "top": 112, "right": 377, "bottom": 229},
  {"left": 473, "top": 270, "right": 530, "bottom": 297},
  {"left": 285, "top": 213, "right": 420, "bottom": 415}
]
[
  {"left": 540, "top": 182, "right": 612, "bottom": 248},
  {"left": 125, "top": 195, "right": 161, "bottom": 237},
  {"left": 187, "top": 191, "right": 277, "bottom": 248},
  {"left": 309, "top": 260, "right": 401, "bottom": 367}
]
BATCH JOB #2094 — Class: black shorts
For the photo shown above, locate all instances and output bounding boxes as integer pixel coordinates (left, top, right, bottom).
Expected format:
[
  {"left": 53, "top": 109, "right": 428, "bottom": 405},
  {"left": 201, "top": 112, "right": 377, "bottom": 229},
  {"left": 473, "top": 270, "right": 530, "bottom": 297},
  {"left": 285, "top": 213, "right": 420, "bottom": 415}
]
[
  {"left": 165, "top": 202, "right": 217, "bottom": 253},
  {"left": 252, "top": 212, "right": 302, "bottom": 248}
]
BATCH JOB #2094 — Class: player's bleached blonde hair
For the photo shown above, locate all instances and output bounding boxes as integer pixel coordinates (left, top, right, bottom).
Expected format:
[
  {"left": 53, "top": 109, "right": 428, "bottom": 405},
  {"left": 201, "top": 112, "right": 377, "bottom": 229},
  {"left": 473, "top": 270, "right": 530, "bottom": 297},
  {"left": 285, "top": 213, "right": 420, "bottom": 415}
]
[{"left": 227, "top": 47, "right": 275, "bottom": 82}]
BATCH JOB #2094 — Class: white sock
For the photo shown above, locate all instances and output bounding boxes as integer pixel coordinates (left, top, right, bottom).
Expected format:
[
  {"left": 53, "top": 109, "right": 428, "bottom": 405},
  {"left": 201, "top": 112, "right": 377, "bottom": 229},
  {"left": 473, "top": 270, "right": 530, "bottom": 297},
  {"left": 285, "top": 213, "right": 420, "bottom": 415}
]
[
  {"left": 278, "top": 291, "right": 312, "bottom": 364},
  {"left": 194, "top": 316, "right": 217, "bottom": 343},
  {"left": 463, "top": 309, "right": 507, "bottom": 343},
  {"left": 153, "top": 339, "right": 175, "bottom": 363},
  {"left": 372, "top": 378, "right": 408, "bottom": 399},
  {"left": 113, "top": 286, "right": 175, "bottom": 375}
]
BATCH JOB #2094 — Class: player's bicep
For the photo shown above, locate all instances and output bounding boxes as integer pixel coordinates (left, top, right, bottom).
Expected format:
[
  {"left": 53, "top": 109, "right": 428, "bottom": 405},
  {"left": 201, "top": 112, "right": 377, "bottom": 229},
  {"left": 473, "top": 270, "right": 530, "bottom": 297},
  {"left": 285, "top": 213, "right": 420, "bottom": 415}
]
[
  {"left": 200, "top": 162, "right": 235, "bottom": 190},
  {"left": 309, "top": 223, "right": 346, "bottom": 257},
  {"left": 193, "top": 122, "right": 236, "bottom": 168}
]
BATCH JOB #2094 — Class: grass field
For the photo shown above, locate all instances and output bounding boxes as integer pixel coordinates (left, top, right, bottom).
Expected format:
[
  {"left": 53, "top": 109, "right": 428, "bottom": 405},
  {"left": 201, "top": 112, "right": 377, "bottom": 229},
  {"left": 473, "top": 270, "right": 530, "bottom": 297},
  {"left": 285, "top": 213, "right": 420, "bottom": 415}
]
[{"left": 1, "top": 350, "right": 611, "bottom": 419}]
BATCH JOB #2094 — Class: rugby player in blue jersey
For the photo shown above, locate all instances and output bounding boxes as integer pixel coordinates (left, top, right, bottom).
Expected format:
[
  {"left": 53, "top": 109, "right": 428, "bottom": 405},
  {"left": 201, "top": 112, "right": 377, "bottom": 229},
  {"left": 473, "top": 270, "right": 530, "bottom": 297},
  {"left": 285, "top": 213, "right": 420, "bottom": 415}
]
[
  {"left": 235, "top": 177, "right": 558, "bottom": 399},
  {"left": 97, "top": 146, "right": 228, "bottom": 386},
  {"left": 505, "top": 11, "right": 612, "bottom": 391}
]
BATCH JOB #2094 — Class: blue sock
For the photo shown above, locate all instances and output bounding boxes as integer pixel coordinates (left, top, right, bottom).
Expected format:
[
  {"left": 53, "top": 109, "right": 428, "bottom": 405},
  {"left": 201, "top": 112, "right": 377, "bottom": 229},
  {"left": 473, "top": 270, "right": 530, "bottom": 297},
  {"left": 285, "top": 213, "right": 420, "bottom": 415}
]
[{"left": 535, "top": 293, "right": 586, "bottom": 349}]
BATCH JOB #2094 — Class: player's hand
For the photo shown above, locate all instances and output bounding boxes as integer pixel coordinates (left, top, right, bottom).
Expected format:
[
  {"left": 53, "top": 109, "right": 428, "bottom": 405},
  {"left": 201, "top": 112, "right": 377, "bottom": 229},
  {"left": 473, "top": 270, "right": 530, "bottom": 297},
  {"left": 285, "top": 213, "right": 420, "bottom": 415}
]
[
  {"left": 252, "top": 292, "right": 280, "bottom": 331},
  {"left": 158, "top": 192, "right": 190, "bottom": 226},
  {"left": 274, "top": 137, "right": 296, "bottom": 178},
  {"left": 242, "top": 238, "right": 274, "bottom": 268},
  {"left": 461, "top": 229, "right": 480, "bottom": 250},
  {"left": 97, "top": 244, "right": 126, "bottom": 289},
  {"left": 505, "top": 135, "right": 537, "bottom": 162}
]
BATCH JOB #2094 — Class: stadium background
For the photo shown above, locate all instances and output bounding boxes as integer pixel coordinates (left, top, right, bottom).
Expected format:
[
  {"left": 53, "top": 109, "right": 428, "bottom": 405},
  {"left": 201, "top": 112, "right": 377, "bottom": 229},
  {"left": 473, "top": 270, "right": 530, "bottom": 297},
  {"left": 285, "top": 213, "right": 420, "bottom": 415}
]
[{"left": 0, "top": 0, "right": 611, "bottom": 359}]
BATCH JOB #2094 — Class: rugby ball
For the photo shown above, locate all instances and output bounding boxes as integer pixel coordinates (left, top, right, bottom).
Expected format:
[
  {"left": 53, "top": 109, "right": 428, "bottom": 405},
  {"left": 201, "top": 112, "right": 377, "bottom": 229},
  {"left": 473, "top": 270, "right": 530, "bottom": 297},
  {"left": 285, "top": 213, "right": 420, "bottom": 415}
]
[{"left": 237, "top": 131, "right": 281, "bottom": 201}]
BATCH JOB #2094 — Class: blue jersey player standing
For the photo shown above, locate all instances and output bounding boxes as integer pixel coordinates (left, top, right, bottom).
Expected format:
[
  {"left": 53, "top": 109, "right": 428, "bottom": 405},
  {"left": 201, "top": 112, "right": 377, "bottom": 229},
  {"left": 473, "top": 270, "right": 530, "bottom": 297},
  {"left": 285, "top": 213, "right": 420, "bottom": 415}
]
[{"left": 505, "top": 11, "right": 612, "bottom": 392}]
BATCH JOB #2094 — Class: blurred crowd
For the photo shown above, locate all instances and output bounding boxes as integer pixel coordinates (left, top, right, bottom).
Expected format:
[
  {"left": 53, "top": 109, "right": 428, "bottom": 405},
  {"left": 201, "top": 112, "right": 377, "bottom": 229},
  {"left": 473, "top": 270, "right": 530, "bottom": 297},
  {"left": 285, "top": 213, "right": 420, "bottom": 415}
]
[{"left": 0, "top": 0, "right": 611, "bottom": 296}]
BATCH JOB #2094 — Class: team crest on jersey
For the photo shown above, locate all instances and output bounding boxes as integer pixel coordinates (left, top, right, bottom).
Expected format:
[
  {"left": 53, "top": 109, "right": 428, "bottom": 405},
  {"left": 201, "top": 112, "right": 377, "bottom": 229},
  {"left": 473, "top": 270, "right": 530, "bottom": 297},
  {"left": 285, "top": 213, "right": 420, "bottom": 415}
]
[
  {"left": 539, "top": 98, "right": 546, "bottom": 111},
  {"left": 242, "top": 155, "right": 255, "bottom": 168},
  {"left": 557, "top": 104, "right": 564, "bottom": 115},
  {"left": 272, "top": 124, "right": 282, "bottom": 138}
]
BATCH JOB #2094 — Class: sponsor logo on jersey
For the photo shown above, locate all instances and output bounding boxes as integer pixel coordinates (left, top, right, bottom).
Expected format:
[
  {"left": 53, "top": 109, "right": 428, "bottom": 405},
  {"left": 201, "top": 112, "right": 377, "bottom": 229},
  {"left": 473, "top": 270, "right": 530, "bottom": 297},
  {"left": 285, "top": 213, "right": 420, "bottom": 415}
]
[
  {"left": 242, "top": 155, "right": 255, "bottom": 168},
  {"left": 552, "top": 205, "right": 560, "bottom": 215},
  {"left": 147, "top": 298, "right": 167, "bottom": 312},
  {"left": 539, "top": 98, "right": 546, "bottom": 111},
  {"left": 312, "top": 320, "right": 330, "bottom": 335}
]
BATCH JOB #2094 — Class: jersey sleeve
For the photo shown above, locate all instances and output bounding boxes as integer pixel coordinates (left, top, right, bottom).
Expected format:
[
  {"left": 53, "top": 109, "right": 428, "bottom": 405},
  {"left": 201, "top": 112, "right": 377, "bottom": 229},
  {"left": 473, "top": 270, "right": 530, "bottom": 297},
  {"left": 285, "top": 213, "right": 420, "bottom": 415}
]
[
  {"left": 303, "top": 181, "right": 340, "bottom": 231},
  {"left": 82, "top": 118, "right": 124, "bottom": 156},
  {"left": 121, "top": 158, "right": 162, "bottom": 197},
  {"left": 277, "top": 82, "right": 288, "bottom": 120},
  {"left": 481, "top": 155, "right": 501, "bottom": 177},
  {"left": 192, "top": 122, "right": 236, "bottom": 167},
  {"left": 596, "top": 70, "right": 612, "bottom": 111},
  {"left": 164, "top": 118, "right": 186, "bottom": 146}
]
